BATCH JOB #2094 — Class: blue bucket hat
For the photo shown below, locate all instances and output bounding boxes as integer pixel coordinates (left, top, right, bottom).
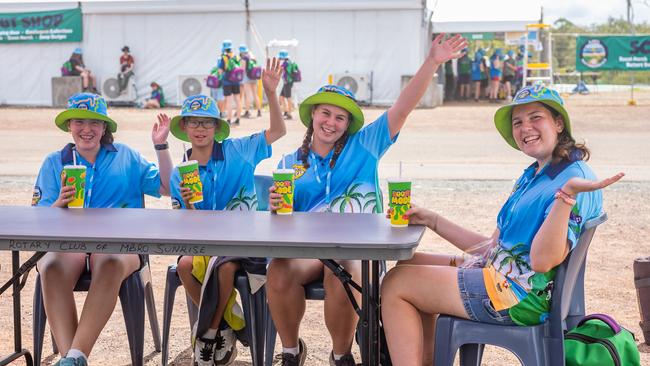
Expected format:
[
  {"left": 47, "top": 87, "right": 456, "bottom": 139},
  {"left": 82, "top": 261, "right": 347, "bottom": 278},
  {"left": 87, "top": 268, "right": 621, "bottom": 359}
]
[
  {"left": 239, "top": 44, "right": 248, "bottom": 53},
  {"left": 55, "top": 93, "right": 117, "bottom": 133},
  {"left": 222, "top": 39, "right": 233, "bottom": 52},
  {"left": 73, "top": 47, "right": 82, "bottom": 55},
  {"left": 299, "top": 85, "right": 364, "bottom": 134},
  {"left": 170, "top": 95, "right": 230, "bottom": 142},
  {"left": 494, "top": 85, "right": 571, "bottom": 150},
  {"left": 278, "top": 49, "right": 289, "bottom": 59}
]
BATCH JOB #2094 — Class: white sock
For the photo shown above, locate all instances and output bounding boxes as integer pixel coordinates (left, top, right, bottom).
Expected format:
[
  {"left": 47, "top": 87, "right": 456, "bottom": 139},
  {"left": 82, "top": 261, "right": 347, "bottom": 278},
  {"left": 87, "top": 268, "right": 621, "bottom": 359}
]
[
  {"left": 282, "top": 346, "right": 300, "bottom": 356},
  {"left": 66, "top": 348, "right": 87, "bottom": 360},
  {"left": 333, "top": 353, "right": 344, "bottom": 361},
  {"left": 203, "top": 327, "right": 218, "bottom": 339}
]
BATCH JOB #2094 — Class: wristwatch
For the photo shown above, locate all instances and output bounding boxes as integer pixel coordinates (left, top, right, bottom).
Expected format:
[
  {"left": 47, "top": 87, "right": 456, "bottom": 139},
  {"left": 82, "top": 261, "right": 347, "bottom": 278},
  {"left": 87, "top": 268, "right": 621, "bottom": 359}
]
[{"left": 154, "top": 142, "right": 169, "bottom": 151}]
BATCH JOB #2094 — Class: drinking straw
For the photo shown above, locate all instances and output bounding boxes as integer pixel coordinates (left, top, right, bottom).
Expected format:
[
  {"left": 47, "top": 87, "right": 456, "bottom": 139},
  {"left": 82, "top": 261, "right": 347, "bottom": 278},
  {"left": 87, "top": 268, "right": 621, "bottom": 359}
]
[
  {"left": 282, "top": 153, "right": 286, "bottom": 169},
  {"left": 73, "top": 147, "right": 77, "bottom": 166},
  {"left": 183, "top": 143, "right": 189, "bottom": 161}
]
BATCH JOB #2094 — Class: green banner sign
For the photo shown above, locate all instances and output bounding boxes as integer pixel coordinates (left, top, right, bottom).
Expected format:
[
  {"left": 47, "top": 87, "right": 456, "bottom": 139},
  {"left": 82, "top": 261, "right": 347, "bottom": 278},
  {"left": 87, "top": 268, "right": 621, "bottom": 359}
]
[
  {"left": 0, "top": 7, "right": 82, "bottom": 43},
  {"left": 461, "top": 32, "right": 495, "bottom": 41},
  {"left": 576, "top": 35, "right": 650, "bottom": 71}
]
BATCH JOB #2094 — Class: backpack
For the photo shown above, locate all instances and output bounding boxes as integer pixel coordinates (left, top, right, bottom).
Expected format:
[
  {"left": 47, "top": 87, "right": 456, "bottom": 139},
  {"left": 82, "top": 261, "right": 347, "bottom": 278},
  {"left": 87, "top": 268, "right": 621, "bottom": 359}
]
[
  {"left": 245, "top": 58, "right": 262, "bottom": 80},
  {"left": 564, "top": 314, "right": 640, "bottom": 366},
  {"left": 283, "top": 61, "right": 301, "bottom": 83},
  {"left": 222, "top": 55, "right": 244, "bottom": 83},
  {"left": 61, "top": 61, "right": 73, "bottom": 76}
]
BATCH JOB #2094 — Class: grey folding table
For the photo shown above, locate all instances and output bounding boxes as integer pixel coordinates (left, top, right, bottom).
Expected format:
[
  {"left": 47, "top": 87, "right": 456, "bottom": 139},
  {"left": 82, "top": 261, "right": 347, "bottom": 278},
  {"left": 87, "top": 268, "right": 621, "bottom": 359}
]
[{"left": 0, "top": 206, "right": 425, "bottom": 365}]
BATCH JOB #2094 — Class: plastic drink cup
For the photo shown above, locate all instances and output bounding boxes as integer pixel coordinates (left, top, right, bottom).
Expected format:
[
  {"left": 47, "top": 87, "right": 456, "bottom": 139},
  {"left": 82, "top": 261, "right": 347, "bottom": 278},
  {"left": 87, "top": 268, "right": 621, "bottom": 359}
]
[
  {"left": 388, "top": 180, "right": 412, "bottom": 227},
  {"left": 63, "top": 165, "right": 87, "bottom": 208},
  {"left": 178, "top": 160, "right": 203, "bottom": 204},
  {"left": 273, "top": 169, "right": 294, "bottom": 215}
]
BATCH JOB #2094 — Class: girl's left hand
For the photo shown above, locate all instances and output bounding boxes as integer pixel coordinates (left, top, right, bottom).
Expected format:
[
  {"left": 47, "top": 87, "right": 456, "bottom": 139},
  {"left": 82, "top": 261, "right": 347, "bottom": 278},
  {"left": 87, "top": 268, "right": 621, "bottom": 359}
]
[
  {"left": 262, "top": 57, "right": 283, "bottom": 93},
  {"left": 427, "top": 33, "right": 468, "bottom": 65},
  {"left": 562, "top": 172, "right": 625, "bottom": 196},
  {"left": 152, "top": 113, "right": 171, "bottom": 145}
]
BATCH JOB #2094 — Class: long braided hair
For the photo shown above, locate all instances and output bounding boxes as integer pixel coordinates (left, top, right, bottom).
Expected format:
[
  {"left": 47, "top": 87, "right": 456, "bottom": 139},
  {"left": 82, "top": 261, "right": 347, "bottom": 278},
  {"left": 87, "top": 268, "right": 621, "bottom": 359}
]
[{"left": 299, "top": 105, "right": 351, "bottom": 169}]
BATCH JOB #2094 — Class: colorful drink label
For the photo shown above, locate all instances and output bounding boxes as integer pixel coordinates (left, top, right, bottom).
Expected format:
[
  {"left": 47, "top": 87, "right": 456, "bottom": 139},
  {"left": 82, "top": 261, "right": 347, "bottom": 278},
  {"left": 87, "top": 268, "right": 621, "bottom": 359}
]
[
  {"left": 63, "top": 165, "right": 87, "bottom": 208},
  {"left": 273, "top": 169, "right": 294, "bottom": 215},
  {"left": 178, "top": 161, "right": 203, "bottom": 204},
  {"left": 388, "top": 181, "right": 412, "bottom": 227}
]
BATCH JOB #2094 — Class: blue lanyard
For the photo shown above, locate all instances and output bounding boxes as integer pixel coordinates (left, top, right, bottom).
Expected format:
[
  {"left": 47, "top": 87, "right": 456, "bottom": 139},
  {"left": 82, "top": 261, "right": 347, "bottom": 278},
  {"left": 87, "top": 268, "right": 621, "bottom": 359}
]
[
  {"left": 209, "top": 161, "right": 218, "bottom": 211},
  {"left": 310, "top": 152, "right": 332, "bottom": 205}
]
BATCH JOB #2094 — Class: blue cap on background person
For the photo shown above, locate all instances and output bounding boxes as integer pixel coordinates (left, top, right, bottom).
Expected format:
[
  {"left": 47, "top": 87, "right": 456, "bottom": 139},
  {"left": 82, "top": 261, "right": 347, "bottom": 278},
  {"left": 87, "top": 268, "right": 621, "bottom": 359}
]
[
  {"left": 239, "top": 44, "right": 248, "bottom": 53},
  {"left": 278, "top": 49, "right": 289, "bottom": 59},
  {"left": 73, "top": 47, "right": 82, "bottom": 55}
]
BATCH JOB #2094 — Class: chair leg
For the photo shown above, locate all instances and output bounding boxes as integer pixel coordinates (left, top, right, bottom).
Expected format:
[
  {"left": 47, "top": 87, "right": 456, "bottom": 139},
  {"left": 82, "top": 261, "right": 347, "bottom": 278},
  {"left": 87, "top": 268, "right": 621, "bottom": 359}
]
[
  {"left": 264, "top": 308, "right": 277, "bottom": 366},
  {"left": 33, "top": 274, "right": 47, "bottom": 366},
  {"left": 432, "top": 316, "right": 458, "bottom": 366},
  {"left": 141, "top": 265, "right": 161, "bottom": 352},
  {"left": 253, "top": 288, "right": 267, "bottom": 366},
  {"left": 162, "top": 265, "right": 181, "bottom": 366},
  {"left": 459, "top": 344, "right": 484, "bottom": 366},
  {"left": 120, "top": 273, "right": 146, "bottom": 366}
]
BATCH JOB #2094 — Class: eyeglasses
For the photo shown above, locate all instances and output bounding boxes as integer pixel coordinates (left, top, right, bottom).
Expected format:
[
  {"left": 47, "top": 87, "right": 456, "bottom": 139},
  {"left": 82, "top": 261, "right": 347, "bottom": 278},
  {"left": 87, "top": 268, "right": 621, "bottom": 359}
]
[{"left": 184, "top": 119, "right": 217, "bottom": 129}]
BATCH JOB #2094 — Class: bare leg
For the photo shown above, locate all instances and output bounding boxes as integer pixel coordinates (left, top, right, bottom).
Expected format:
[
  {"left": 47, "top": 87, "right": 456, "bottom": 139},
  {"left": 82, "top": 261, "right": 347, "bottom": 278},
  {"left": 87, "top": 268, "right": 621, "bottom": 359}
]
[
  {"left": 177, "top": 255, "right": 201, "bottom": 306},
  {"left": 279, "top": 96, "right": 287, "bottom": 114},
  {"left": 287, "top": 97, "right": 293, "bottom": 114},
  {"left": 381, "top": 265, "right": 468, "bottom": 366},
  {"left": 209, "top": 261, "right": 240, "bottom": 329},
  {"left": 473, "top": 81, "right": 480, "bottom": 101},
  {"left": 323, "top": 260, "right": 361, "bottom": 355},
  {"left": 234, "top": 91, "right": 242, "bottom": 119},
  {"left": 397, "top": 252, "right": 455, "bottom": 266},
  {"left": 266, "top": 258, "right": 323, "bottom": 348},
  {"left": 81, "top": 71, "right": 89, "bottom": 89},
  {"left": 252, "top": 82, "right": 262, "bottom": 112},
  {"left": 70, "top": 253, "right": 140, "bottom": 356},
  {"left": 37, "top": 252, "right": 87, "bottom": 355}
]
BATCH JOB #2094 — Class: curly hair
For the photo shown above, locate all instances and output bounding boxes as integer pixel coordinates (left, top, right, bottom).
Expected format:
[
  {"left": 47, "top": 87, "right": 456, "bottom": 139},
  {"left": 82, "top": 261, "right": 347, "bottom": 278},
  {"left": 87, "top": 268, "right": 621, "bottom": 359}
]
[{"left": 540, "top": 104, "right": 590, "bottom": 163}]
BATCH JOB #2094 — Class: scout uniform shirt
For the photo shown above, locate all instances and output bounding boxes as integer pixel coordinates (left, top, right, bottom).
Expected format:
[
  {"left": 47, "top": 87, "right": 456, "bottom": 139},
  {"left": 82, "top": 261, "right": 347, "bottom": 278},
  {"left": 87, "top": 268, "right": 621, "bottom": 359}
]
[
  {"left": 170, "top": 131, "right": 271, "bottom": 211},
  {"left": 483, "top": 156, "right": 603, "bottom": 322},
  {"left": 280, "top": 112, "right": 397, "bottom": 213},
  {"left": 33, "top": 143, "right": 161, "bottom": 208}
]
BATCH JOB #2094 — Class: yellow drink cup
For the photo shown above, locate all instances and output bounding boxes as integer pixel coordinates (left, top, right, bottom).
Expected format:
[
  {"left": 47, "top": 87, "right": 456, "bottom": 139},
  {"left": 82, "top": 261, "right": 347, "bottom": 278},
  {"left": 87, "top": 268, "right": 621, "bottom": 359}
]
[
  {"left": 388, "top": 180, "right": 411, "bottom": 227},
  {"left": 63, "top": 165, "right": 87, "bottom": 208},
  {"left": 178, "top": 160, "right": 203, "bottom": 204},
  {"left": 273, "top": 169, "right": 294, "bottom": 215}
]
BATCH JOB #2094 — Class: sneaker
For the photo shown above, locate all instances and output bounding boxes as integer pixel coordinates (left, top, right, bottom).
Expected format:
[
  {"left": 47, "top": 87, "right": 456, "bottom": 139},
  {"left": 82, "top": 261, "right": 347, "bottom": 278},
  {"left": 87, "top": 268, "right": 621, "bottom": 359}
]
[
  {"left": 257, "top": 109, "right": 262, "bottom": 118},
  {"left": 281, "top": 338, "right": 307, "bottom": 366},
  {"left": 194, "top": 337, "right": 218, "bottom": 366},
  {"left": 54, "top": 357, "right": 87, "bottom": 366},
  {"left": 213, "top": 327, "right": 237, "bottom": 365},
  {"left": 233, "top": 118, "right": 240, "bottom": 125},
  {"left": 242, "top": 110, "right": 251, "bottom": 119},
  {"left": 329, "top": 351, "right": 356, "bottom": 366},
  {"left": 283, "top": 113, "right": 293, "bottom": 120}
]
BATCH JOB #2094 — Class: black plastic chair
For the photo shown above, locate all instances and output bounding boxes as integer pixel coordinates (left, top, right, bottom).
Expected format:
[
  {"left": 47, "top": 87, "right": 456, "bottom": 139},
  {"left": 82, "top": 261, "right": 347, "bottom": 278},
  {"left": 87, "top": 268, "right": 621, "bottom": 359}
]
[
  {"left": 432, "top": 212, "right": 607, "bottom": 366},
  {"left": 32, "top": 257, "right": 161, "bottom": 366},
  {"left": 161, "top": 175, "right": 273, "bottom": 366}
]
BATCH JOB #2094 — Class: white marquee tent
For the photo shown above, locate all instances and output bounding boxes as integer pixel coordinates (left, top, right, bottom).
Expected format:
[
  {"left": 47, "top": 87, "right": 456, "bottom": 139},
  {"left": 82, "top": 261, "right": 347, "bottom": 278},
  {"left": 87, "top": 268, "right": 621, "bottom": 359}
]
[{"left": 0, "top": 0, "right": 432, "bottom": 106}]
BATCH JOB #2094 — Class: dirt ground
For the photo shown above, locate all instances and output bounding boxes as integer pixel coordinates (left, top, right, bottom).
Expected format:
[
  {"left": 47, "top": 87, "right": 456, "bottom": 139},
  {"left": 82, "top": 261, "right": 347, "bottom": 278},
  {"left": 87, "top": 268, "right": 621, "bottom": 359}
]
[{"left": 0, "top": 91, "right": 649, "bottom": 365}]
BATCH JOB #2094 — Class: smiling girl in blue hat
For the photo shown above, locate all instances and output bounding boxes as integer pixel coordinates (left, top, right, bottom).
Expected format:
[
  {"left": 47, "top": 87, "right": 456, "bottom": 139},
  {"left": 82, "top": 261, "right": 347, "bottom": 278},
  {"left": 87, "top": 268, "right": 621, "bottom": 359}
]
[
  {"left": 265, "top": 34, "right": 468, "bottom": 366},
  {"left": 33, "top": 93, "right": 173, "bottom": 366},
  {"left": 168, "top": 58, "right": 286, "bottom": 366},
  {"left": 380, "top": 85, "right": 624, "bottom": 365}
]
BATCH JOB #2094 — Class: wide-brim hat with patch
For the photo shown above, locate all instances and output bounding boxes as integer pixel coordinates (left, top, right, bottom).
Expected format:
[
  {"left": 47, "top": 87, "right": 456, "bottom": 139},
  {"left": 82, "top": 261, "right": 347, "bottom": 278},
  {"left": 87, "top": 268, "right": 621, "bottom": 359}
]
[
  {"left": 298, "top": 85, "right": 365, "bottom": 134},
  {"left": 170, "top": 94, "right": 229, "bottom": 142},
  {"left": 55, "top": 93, "right": 117, "bottom": 132},
  {"left": 494, "top": 85, "right": 571, "bottom": 150}
]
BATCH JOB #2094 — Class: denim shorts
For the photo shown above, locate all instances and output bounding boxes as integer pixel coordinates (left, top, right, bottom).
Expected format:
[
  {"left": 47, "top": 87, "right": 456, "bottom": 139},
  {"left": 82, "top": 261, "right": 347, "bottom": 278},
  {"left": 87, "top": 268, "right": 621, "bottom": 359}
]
[{"left": 457, "top": 268, "right": 515, "bottom": 325}]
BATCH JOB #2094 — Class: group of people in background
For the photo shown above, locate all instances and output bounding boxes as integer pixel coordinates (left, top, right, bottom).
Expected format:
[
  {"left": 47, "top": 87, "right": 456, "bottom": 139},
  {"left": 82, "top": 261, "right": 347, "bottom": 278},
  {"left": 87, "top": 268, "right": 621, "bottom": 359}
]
[
  {"left": 445, "top": 45, "right": 524, "bottom": 103},
  {"left": 62, "top": 40, "right": 301, "bottom": 122}
]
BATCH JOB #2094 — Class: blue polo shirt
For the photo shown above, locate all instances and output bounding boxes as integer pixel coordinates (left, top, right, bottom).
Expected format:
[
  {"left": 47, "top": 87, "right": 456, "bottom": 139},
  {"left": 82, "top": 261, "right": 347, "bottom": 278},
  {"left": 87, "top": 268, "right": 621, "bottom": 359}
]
[
  {"left": 471, "top": 59, "right": 482, "bottom": 81},
  {"left": 32, "top": 143, "right": 161, "bottom": 208},
  {"left": 279, "top": 112, "right": 397, "bottom": 213},
  {"left": 483, "top": 156, "right": 602, "bottom": 313},
  {"left": 170, "top": 131, "right": 271, "bottom": 210}
]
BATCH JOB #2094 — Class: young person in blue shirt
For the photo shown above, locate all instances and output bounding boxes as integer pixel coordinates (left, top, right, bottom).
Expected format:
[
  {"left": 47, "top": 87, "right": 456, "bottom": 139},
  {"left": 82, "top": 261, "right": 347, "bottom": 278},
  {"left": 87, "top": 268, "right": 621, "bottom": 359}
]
[
  {"left": 169, "top": 58, "right": 286, "bottom": 366},
  {"left": 218, "top": 39, "right": 243, "bottom": 125},
  {"left": 33, "top": 93, "right": 173, "bottom": 366},
  {"left": 380, "top": 85, "right": 624, "bottom": 365},
  {"left": 266, "top": 34, "right": 468, "bottom": 366}
]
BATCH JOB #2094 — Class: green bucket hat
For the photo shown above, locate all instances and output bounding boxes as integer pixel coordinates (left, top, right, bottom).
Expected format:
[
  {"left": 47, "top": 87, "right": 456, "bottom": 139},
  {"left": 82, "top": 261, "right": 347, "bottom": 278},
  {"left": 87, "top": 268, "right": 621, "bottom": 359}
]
[
  {"left": 55, "top": 93, "right": 118, "bottom": 133},
  {"left": 494, "top": 85, "right": 571, "bottom": 150},
  {"left": 299, "top": 85, "right": 364, "bottom": 134},
  {"left": 170, "top": 94, "right": 229, "bottom": 142}
]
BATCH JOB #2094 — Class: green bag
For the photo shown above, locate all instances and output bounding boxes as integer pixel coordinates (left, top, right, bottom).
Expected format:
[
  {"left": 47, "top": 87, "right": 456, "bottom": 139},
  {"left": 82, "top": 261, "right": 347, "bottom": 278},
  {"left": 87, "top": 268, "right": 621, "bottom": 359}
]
[{"left": 565, "top": 314, "right": 640, "bottom": 366}]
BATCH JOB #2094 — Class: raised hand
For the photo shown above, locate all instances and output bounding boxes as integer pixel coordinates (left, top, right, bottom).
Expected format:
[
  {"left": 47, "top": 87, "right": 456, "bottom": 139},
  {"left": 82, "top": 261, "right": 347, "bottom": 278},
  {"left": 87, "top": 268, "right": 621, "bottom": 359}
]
[
  {"left": 262, "top": 57, "right": 283, "bottom": 93},
  {"left": 562, "top": 172, "right": 625, "bottom": 196},
  {"left": 152, "top": 113, "right": 171, "bottom": 144},
  {"left": 427, "top": 33, "right": 468, "bottom": 65}
]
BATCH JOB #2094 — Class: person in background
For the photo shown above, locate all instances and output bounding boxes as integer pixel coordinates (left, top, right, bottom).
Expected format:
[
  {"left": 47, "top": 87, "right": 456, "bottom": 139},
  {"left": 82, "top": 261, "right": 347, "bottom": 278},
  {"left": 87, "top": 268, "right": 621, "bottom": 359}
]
[
  {"left": 278, "top": 50, "right": 299, "bottom": 120},
  {"left": 218, "top": 40, "right": 243, "bottom": 125},
  {"left": 117, "top": 46, "right": 135, "bottom": 92},
  {"left": 239, "top": 44, "right": 262, "bottom": 119},
  {"left": 444, "top": 59, "right": 456, "bottom": 101},
  {"left": 502, "top": 50, "right": 517, "bottom": 101},
  {"left": 457, "top": 50, "right": 472, "bottom": 100},
  {"left": 68, "top": 48, "right": 97, "bottom": 93},
  {"left": 144, "top": 82, "right": 165, "bottom": 109},
  {"left": 489, "top": 49, "right": 503, "bottom": 103}
]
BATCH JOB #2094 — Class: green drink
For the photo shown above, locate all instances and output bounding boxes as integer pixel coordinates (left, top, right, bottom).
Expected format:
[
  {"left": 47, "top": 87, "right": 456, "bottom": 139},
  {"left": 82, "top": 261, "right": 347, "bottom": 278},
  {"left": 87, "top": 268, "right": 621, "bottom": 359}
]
[
  {"left": 388, "top": 180, "right": 411, "bottom": 227},
  {"left": 273, "top": 169, "right": 294, "bottom": 215},
  {"left": 178, "top": 160, "right": 203, "bottom": 204},
  {"left": 63, "top": 165, "right": 87, "bottom": 208}
]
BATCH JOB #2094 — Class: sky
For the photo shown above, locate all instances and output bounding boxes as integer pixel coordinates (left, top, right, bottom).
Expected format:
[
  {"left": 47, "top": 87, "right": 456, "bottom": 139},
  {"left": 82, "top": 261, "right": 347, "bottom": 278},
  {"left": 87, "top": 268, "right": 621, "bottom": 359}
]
[{"left": 431, "top": 0, "right": 650, "bottom": 26}]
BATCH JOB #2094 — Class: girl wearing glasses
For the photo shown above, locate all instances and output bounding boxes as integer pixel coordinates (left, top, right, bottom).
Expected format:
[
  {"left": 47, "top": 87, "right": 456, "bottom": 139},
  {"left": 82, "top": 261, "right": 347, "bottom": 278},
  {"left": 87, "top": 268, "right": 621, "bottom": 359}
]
[
  {"left": 265, "top": 34, "right": 468, "bottom": 366},
  {"left": 168, "top": 58, "right": 286, "bottom": 366}
]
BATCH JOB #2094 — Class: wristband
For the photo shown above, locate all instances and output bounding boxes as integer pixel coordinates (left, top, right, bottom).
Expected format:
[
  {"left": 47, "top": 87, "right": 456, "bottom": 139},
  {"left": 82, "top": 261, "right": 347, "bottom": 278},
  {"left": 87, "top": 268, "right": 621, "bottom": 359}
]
[{"left": 154, "top": 142, "right": 169, "bottom": 151}]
